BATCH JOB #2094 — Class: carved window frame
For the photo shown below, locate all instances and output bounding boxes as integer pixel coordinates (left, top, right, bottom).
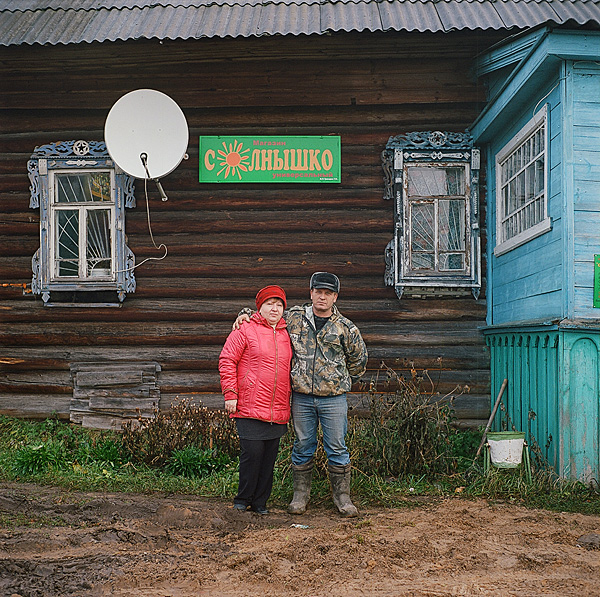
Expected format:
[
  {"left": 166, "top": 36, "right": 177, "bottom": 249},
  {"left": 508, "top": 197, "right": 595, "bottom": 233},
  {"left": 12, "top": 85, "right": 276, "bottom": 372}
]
[
  {"left": 382, "top": 131, "right": 481, "bottom": 299},
  {"left": 28, "top": 140, "right": 136, "bottom": 306}
]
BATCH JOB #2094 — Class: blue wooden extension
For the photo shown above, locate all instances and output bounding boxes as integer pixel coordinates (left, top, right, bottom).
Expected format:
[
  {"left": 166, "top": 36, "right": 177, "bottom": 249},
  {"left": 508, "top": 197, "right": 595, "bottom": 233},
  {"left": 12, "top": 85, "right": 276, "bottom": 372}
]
[
  {"left": 473, "top": 30, "right": 600, "bottom": 483},
  {"left": 486, "top": 327, "right": 599, "bottom": 483}
]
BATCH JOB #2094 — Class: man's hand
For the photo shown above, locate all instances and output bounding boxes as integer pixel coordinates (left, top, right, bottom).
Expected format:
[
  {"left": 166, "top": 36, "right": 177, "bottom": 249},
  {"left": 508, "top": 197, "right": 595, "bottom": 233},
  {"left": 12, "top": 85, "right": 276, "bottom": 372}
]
[
  {"left": 232, "top": 313, "right": 251, "bottom": 331},
  {"left": 225, "top": 399, "right": 238, "bottom": 414}
]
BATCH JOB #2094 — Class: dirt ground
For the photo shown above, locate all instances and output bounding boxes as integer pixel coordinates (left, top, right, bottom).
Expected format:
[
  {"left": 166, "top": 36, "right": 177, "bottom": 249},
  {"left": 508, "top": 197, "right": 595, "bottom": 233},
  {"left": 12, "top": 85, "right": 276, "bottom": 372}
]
[{"left": 0, "top": 482, "right": 599, "bottom": 597}]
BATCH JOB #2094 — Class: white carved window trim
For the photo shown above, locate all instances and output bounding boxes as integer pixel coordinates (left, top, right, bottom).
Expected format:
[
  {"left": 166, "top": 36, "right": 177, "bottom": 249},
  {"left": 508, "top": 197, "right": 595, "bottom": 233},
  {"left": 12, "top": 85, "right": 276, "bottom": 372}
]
[
  {"left": 28, "top": 140, "right": 136, "bottom": 306},
  {"left": 382, "top": 131, "right": 481, "bottom": 299},
  {"left": 494, "top": 105, "right": 551, "bottom": 256}
]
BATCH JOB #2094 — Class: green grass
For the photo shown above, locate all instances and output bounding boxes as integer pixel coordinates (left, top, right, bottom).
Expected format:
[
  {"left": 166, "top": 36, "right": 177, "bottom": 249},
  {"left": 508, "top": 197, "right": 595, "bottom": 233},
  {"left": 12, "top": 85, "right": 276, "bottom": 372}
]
[{"left": 0, "top": 414, "right": 598, "bottom": 516}]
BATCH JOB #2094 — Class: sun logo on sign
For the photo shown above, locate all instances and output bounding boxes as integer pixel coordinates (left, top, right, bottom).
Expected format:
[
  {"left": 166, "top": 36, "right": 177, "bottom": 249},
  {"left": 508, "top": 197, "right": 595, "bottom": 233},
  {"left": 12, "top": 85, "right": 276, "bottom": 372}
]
[{"left": 217, "top": 140, "right": 250, "bottom": 180}]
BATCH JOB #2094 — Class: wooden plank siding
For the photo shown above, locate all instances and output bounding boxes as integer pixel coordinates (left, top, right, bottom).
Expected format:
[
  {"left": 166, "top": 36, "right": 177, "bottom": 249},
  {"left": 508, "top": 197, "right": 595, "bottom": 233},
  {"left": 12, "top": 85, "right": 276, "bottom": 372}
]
[
  {"left": 572, "top": 63, "right": 600, "bottom": 318},
  {"left": 487, "top": 81, "right": 566, "bottom": 325},
  {"left": 0, "top": 31, "right": 498, "bottom": 426}
]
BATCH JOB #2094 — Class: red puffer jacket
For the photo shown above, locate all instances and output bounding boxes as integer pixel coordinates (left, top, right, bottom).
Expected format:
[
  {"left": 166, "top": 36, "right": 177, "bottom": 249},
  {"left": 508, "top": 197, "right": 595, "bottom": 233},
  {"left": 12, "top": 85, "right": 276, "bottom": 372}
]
[{"left": 219, "top": 312, "right": 292, "bottom": 423}]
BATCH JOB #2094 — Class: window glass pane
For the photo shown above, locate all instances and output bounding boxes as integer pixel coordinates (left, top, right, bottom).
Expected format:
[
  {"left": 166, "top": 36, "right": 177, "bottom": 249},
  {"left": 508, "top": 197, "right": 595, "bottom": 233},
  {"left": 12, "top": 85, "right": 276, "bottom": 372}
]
[
  {"left": 412, "top": 253, "right": 435, "bottom": 270},
  {"left": 439, "top": 200, "right": 465, "bottom": 251},
  {"left": 56, "top": 172, "right": 111, "bottom": 203},
  {"left": 411, "top": 202, "right": 435, "bottom": 251},
  {"left": 526, "top": 162, "right": 536, "bottom": 202},
  {"left": 534, "top": 158, "right": 544, "bottom": 196},
  {"left": 407, "top": 166, "right": 465, "bottom": 197},
  {"left": 86, "top": 209, "right": 112, "bottom": 277},
  {"left": 439, "top": 254, "right": 464, "bottom": 271},
  {"left": 410, "top": 202, "right": 434, "bottom": 271},
  {"left": 56, "top": 210, "right": 79, "bottom": 276},
  {"left": 516, "top": 171, "right": 525, "bottom": 207}
]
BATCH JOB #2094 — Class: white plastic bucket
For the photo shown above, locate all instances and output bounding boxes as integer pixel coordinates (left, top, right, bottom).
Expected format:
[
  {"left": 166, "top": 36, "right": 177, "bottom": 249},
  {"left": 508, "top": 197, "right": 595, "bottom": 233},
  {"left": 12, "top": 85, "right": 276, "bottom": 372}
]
[{"left": 487, "top": 431, "right": 525, "bottom": 469}]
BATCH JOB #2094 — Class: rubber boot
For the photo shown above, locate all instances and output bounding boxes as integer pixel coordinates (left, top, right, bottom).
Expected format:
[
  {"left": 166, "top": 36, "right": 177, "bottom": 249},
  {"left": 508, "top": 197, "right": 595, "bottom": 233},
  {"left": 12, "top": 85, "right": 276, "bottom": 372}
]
[
  {"left": 328, "top": 463, "right": 358, "bottom": 518},
  {"left": 287, "top": 459, "right": 313, "bottom": 515}
]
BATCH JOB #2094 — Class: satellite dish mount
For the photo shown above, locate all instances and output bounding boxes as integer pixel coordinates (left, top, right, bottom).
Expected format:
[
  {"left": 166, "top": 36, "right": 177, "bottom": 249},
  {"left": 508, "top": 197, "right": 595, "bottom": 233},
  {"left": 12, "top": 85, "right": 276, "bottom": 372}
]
[{"left": 139, "top": 152, "right": 168, "bottom": 201}]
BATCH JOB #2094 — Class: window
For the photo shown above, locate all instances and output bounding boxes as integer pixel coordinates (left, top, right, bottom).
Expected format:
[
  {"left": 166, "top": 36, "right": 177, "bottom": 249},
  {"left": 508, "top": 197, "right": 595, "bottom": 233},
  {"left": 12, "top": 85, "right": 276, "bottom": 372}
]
[
  {"left": 51, "top": 171, "right": 114, "bottom": 280},
  {"left": 382, "top": 131, "right": 481, "bottom": 299},
  {"left": 28, "top": 140, "right": 136, "bottom": 305},
  {"left": 495, "top": 105, "right": 551, "bottom": 256}
]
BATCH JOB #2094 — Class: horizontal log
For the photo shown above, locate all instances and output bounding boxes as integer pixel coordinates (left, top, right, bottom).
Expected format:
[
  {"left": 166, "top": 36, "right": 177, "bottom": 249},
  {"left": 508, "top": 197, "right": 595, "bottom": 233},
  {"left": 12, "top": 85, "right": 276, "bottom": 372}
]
[
  {"left": 0, "top": 212, "right": 392, "bottom": 237},
  {"left": 0, "top": 390, "right": 490, "bottom": 425},
  {"left": 2, "top": 60, "right": 482, "bottom": 110},
  {"left": 0, "top": 319, "right": 486, "bottom": 347},
  {"left": 0, "top": 100, "right": 484, "bottom": 139},
  {"left": 80, "top": 415, "right": 140, "bottom": 430},
  {"left": 74, "top": 371, "right": 147, "bottom": 388},
  {"left": 87, "top": 395, "right": 158, "bottom": 411},
  {"left": 126, "top": 208, "right": 390, "bottom": 232},
  {"left": 148, "top": 368, "right": 489, "bottom": 395},
  {"left": 0, "top": 30, "right": 501, "bottom": 65},
  {"left": 0, "top": 189, "right": 391, "bottom": 214},
  {"left": 73, "top": 387, "right": 158, "bottom": 401},
  {"left": 0, "top": 277, "right": 483, "bottom": 301},
  {"left": 2, "top": 84, "right": 482, "bottom": 112},
  {"left": 0, "top": 366, "right": 489, "bottom": 399},
  {"left": 2, "top": 233, "right": 392, "bottom": 260},
  {"left": 0, "top": 393, "right": 70, "bottom": 419},
  {"left": 0, "top": 343, "right": 489, "bottom": 374},
  {"left": 158, "top": 392, "right": 491, "bottom": 421},
  {"left": 0, "top": 258, "right": 384, "bottom": 285},
  {"left": 0, "top": 297, "right": 486, "bottom": 324}
]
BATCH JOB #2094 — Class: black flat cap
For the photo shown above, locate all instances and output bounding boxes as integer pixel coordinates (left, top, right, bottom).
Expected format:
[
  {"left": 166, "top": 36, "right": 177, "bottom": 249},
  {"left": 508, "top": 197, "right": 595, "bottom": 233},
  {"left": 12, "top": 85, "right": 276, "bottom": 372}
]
[{"left": 310, "top": 272, "right": 340, "bottom": 293}]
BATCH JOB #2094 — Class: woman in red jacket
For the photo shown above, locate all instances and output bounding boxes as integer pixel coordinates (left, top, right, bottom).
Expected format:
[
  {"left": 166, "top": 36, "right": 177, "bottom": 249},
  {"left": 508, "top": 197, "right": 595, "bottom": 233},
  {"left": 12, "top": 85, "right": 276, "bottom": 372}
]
[{"left": 219, "top": 285, "right": 292, "bottom": 514}]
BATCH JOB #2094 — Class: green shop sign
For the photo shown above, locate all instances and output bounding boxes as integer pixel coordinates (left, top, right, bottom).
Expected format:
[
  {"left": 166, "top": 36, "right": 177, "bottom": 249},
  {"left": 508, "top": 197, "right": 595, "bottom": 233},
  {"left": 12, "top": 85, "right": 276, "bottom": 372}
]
[{"left": 199, "top": 136, "right": 341, "bottom": 183}]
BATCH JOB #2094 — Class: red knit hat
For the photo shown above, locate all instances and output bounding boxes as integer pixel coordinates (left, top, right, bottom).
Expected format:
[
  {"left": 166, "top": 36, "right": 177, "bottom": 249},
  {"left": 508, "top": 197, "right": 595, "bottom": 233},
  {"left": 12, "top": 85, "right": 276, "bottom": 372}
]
[{"left": 255, "top": 285, "right": 287, "bottom": 310}]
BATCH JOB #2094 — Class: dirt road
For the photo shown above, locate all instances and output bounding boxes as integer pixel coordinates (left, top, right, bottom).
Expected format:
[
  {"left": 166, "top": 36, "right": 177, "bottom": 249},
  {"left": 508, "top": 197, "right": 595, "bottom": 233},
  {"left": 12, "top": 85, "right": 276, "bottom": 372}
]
[{"left": 0, "top": 482, "right": 598, "bottom": 596}]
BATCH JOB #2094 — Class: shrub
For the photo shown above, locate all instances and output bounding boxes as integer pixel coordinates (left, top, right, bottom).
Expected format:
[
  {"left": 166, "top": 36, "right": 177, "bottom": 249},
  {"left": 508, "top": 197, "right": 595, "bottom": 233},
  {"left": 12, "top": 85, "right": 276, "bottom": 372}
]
[
  {"left": 348, "top": 362, "right": 464, "bottom": 477},
  {"left": 121, "top": 397, "right": 238, "bottom": 467}
]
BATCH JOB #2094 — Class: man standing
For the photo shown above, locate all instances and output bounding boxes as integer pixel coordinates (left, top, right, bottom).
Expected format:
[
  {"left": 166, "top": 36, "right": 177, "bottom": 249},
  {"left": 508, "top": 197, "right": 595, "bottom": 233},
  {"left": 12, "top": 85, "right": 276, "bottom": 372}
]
[{"left": 236, "top": 272, "right": 368, "bottom": 517}]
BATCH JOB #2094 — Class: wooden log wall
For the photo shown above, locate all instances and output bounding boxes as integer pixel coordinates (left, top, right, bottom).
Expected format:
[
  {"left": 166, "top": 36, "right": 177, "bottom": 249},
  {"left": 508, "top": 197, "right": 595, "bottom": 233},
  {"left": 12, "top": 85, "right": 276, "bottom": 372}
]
[{"left": 0, "top": 31, "right": 505, "bottom": 427}]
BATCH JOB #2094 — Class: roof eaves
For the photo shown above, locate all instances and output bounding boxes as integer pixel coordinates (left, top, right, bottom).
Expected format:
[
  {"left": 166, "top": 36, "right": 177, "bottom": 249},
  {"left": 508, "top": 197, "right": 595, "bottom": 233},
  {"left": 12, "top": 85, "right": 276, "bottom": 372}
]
[
  {"left": 1, "top": 0, "right": 600, "bottom": 46},
  {"left": 377, "top": 0, "right": 445, "bottom": 33},
  {"left": 435, "top": 0, "right": 508, "bottom": 32},
  {"left": 321, "top": 0, "right": 383, "bottom": 35}
]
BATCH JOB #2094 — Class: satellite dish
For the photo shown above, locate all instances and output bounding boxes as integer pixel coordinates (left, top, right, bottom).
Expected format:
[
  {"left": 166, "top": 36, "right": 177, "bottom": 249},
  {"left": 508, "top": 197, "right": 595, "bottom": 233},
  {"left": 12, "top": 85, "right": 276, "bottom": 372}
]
[{"left": 104, "top": 89, "right": 189, "bottom": 200}]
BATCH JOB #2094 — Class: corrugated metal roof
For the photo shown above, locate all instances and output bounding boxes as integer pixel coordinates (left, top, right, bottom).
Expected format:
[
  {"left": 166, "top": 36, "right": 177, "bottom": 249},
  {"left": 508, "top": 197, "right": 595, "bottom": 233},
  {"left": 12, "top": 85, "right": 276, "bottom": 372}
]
[{"left": 0, "top": 0, "right": 599, "bottom": 46}]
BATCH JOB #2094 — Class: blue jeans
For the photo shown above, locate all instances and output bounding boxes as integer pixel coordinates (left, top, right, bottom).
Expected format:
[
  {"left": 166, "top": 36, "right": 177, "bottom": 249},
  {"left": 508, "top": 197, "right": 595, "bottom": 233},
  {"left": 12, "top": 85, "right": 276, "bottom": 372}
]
[{"left": 291, "top": 392, "right": 350, "bottom": 467}]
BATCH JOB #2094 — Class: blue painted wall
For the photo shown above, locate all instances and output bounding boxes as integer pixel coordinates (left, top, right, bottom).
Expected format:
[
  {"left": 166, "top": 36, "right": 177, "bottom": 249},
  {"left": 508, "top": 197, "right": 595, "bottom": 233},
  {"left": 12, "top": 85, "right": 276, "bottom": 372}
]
[
  {"left": 473, "top": 30, "right": 600, "bottom": 482},
  {"left": 482, "top": 57, "right": 600, "bottom": 325},
  {"left": 571, "top": 62, "right": 600, "bottom": 318},
  {"left": 485, "top": 81, "right": 564, "bottom": 326}
]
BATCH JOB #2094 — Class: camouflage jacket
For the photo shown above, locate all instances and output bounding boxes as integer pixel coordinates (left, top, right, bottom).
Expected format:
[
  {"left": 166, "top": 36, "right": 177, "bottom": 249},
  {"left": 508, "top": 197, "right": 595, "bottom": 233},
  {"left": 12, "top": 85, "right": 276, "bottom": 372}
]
[
  {"left": 239, "top": 303, "right": 368, "bottom": 396},
  {"left": 285, "top": 304, "right": 368, "bottom": 396}
]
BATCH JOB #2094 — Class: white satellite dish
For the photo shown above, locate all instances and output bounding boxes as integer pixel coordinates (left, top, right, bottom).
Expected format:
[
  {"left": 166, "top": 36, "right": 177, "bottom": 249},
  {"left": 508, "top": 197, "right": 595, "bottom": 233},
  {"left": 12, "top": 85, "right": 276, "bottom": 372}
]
[{"left": 104, "top": 89, "right": 189, "bottom": 200}]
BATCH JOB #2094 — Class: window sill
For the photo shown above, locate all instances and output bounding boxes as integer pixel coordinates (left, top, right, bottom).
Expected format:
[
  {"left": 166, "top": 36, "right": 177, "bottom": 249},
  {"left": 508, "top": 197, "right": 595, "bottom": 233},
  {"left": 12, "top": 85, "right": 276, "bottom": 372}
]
[{"left": 494, "top": 217, "right": 552, "bottom": 257}]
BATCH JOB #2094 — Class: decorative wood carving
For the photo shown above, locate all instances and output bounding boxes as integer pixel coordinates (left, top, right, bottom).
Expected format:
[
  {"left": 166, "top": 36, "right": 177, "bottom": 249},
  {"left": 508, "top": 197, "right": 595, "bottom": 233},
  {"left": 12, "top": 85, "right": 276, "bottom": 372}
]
[
  {"left": 382, "top": 131, "right": 481, "bottom": 299},
  {"left": 28, "top": 140, "right": 137, "bottom": 305}
]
